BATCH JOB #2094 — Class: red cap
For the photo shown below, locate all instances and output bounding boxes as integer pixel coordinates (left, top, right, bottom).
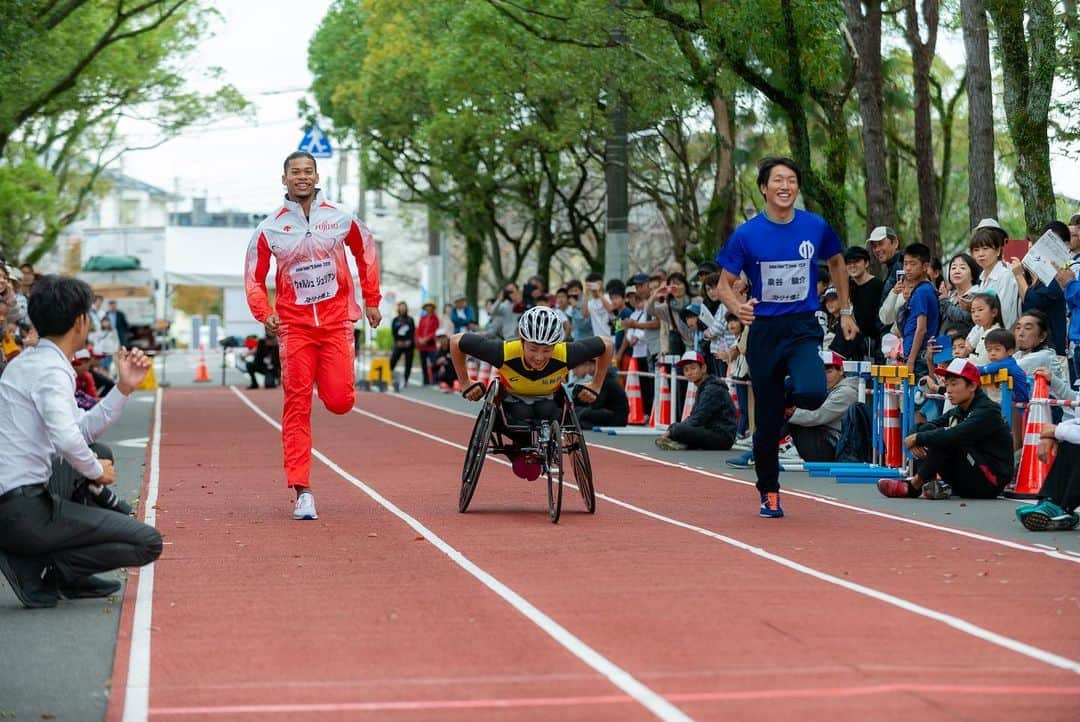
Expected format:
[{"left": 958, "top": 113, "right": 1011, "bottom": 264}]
[
  {"left": 675, "top": 351, "right": 707, "bottom": 368},
  {"left": 935, "top": 358, "right": 980, "bottom": 385},
  {"left": 820, "top": 350, "right": 845, "bottom": 368}
]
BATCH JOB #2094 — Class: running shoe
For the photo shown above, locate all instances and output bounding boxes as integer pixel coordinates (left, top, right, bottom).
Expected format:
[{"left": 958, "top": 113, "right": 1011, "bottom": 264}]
[
  {"left": 1015, "top": 500, "right": 1080, "bottom": 531},
  {"left": 920, "top": 479, "right": 951, "bottom": 500},
  {"left": 293, "top": 491, "right": 318, "bottom": 520},
  {"left": 732, "top": 435, "right": 754, "bottom": 451},
  {"left": 654, "top": 437, "right": 688, "bottom": 451},
  {"left": 726, "top": 450, "right": 754, "bottom": 469},
  {"left": 511, "top": 454, "right": 542, "bottom": 481},
  {"left": 877, "top": 477, "right": 919, "bottom": 498},
  {"left": 759, "top": 492, "right": 784, "bottom": 518}
]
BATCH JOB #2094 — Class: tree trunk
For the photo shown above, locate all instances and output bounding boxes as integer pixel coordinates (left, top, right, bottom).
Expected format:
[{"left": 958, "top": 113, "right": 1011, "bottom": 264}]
[
  {"left": 904, "top": 0, "right": 942, "bottom": 257},
  {"left": 703, "top": 89, "right": 737, "bottom": 255},
  {"left": 960, "top": 0, "right": 998, "bottom": 228},
  {"left": 844, "top": 0, "right": 897, "bottom": 233},
  {"left": 987, "top": 0, "right": 1058, "bottom": 237}
]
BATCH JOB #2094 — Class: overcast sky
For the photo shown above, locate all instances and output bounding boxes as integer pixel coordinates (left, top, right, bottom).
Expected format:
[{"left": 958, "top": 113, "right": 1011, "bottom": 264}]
[{"left": 119, "top": 0, "right": 1080, "bottom": 214}]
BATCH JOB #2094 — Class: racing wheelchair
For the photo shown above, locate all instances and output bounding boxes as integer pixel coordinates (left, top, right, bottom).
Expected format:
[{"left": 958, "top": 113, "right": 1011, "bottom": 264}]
[{"left": 459, "top": 378, "right": 595, "bottom": 523}]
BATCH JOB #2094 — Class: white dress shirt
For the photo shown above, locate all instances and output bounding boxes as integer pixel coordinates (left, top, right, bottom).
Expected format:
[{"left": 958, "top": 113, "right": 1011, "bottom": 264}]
[{"left": 0, "top": 339, "right": 128, "bottom": 494}]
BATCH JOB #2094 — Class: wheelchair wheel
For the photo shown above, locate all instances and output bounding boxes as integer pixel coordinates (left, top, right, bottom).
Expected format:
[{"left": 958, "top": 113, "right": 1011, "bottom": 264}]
[
  {"left": 564, "top": 407, "right": 596, "bottom": 513},
  {"left": 459, "top": 387, "right": 498, "bottom": 513},
  {"left": 545, "top": 420, "right": 564, "bottom": 524}
]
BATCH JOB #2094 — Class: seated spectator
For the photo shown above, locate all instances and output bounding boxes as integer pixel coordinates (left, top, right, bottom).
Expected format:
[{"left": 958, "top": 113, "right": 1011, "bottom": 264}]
[
  {"left": 978, "top": 327, "right": 1031, "bottom": 406},
  {"left": 784, "top": 351, "right": 859, "bottom": 462},
  {"left": 818, "top": 287, "right": 840, "bottom": 348},
  {"left": 90, "top": 351, "right": 115, "bottom": 397},
  {"left": 1015, "top": 410, "right": 1080, "bottom": 531},
  {"left": 938, "top": 253, "right": 979, "bottom": 340},
  {"left": 72, "top": 348, "right": 99, "bottom": 409},
  {"left": 246, "top": 333, "right": 280, "bottom": 389},
  {"left": 431, "top": 329, "right": 457, "bottom": 389},
  {"left": 88, "top": 315, "right": 120, "bottom": 374},
  {"left": 877, "top": 359, "right": 1014, "bottom": 500},
  {"left": 655, "top": 351, "right": 737, "bottom": 451},
  {"left": 570, "top": 357, "right": 628, "bottom": 429},
  {"left": 1014, "top": 311, "right": 1073, "bottom": 411},
  {"left": 0, "top": 274, "right": 161, "bottom": 609}
]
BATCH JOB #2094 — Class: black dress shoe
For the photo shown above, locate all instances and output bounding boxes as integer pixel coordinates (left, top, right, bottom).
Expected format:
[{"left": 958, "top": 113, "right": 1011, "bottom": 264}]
[
  {"left": 50, "top": 572, "right": 122, "bottom": 599},
  {"left": 0, "top": 551, "right": 58, "bottom": 609}
]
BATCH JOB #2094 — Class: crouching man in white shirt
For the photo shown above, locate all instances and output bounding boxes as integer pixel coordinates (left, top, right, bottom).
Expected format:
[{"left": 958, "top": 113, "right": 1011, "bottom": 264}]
[{"left": 0, "top": 275, "right": 162, "bottom": 608}]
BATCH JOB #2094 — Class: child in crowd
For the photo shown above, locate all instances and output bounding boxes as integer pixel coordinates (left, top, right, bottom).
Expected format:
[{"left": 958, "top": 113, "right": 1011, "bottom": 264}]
[
  {"left": 979, "top": 328, "right": 1031, "bottom": 405},
  {"left": 965, "top": 291, "right": 1003, "bottom": 365},
  {"left": 72, "top": 348, "right": 99, "bottom": 409},
  {"left": 680, "top": 304, "right": 705, "bottom": 354},
  {"left": 723, "top": 313, "right": 751, "bottom": 440}
]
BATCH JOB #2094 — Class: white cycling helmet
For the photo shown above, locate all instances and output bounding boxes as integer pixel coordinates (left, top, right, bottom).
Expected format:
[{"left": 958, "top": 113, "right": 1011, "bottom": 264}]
[{"left": 517, "top": 305, "right": 564, "bottom": 345}]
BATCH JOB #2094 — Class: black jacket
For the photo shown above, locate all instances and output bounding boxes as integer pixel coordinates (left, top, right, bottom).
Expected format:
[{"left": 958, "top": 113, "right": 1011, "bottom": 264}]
[
  {"left": 576, "top": 372, "right": 629, "bottom": 424},
  {"left": 685, "top": 374, "right": 737, "bottom": 437},
  {"left": 914, "top": 389, "right": 1014, "bottom": 480}
]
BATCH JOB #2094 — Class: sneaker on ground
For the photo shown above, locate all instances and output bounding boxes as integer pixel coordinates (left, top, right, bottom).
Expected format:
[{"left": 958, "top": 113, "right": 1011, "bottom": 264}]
[
  {"left": 759, "top": 491, "right": 784, "bottom": 518},
  {"left": 778, "top": 444, "right": 803, "bottom": 462},
  {"left": 726, "top": 450, "right": 754, "bottom": 469},
  {"left": 920, "top": 479, "right": 951, "bottom": 500},
  {"left": 877, "top": 477, "right": 919, "bottom": 498},
  {"left": 732, "top": 436, "right": 754, "bottom": 451},
  {"left": 1015, "top": 500, "right": 1080, "bottom": 531},
  {"left": 655, "top": 437, "right": 689, "bottom": 451},
  {"left": 293, "top": 491, "right": 318, "bottom": 520},
  {"left": 0, "top": 550, "right": 58, "bottom": 609}
]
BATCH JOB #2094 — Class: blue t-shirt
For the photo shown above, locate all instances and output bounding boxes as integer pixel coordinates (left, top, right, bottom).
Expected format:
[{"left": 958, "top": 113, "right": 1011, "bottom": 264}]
[
  {"left": 901, "top": 281, "right": 940, "bottom": 359},
  {"left": 716, "top": 209, "right": 842, "bottom": 317}
]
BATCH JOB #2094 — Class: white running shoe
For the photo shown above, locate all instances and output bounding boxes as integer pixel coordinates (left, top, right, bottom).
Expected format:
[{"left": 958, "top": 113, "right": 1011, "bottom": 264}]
[
  {"left": 733, "top": 436, "right": 754, "bottom": 451},
  {"left": 293, "top": 491, "right": 318, "bottom": 520}
]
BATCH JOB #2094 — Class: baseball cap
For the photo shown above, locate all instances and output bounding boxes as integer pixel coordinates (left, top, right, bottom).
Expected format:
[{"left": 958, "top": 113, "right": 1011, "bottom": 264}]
[
  {"left": 71, "top": 349, "right": 91, "bottom": 362},
  {"left": 843, "top": 246, "right": 871, "bottom": 263},
  {"left": 820, "top": 287, "right": 838, "bottom": 301},
  {"left": 866, "top": 226, "right": 898, "bottom": 243},
  {"left": 820, "top": 350, "right": 845, "bottom": 368},
  {"left": 680, "top": 303, "right": 702, "bottom": 319},
  {"left": 675, "top": 350, "right": 706, "bottom": 368},
  {"left": 696, "top": 260, "right": 720, "bottom": 276},
  {"left": 934, "top": 358, "right": 980, "bottom": 385},
  {"left": 628, "top": 273, "right": 650, "bottom": 285}
]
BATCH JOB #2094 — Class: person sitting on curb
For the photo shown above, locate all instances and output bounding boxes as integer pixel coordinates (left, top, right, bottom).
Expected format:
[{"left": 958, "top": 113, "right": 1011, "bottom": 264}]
[
  {"left": 0, "top": 275, "right": 162, "bottom": 609},
  {"left": 785, "top": 351, "right": 859, "bottom": 462},
  {"left": 655, "top": 351, "right": 737, "bottom": 451},
  {"left": 1015, "top": 406, "right": 1080, "bottom": 531},
  {"left": 570, "top": 357, "right": 628, "bottom": 430},
  {"left": 877, "top": 358, "right": 1014, "bottom": 500}
]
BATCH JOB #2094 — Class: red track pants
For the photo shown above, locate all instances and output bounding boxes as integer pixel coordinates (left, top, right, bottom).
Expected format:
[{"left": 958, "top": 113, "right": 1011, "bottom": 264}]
[{"left": 278, "top": 321, "right": 355, "bottom": 487}]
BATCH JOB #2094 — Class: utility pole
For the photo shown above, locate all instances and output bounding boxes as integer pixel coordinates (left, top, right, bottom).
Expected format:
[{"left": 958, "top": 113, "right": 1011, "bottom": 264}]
[{"left": 604, "top": 12, "right": 629, "bottom": 281}]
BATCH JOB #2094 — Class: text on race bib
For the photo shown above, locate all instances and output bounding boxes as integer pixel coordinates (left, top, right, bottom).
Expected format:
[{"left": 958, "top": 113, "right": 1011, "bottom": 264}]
[
  {"left": 290, "top": 258, "right": 338, "bottom": 305},
  {"left": 760, "top": 259, "right": 811, "bottom": 303}
]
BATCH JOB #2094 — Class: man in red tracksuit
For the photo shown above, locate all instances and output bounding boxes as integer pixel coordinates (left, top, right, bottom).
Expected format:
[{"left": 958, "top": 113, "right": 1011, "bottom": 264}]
[{"left": 245, "top": 151, "right": 382, "bottom": 520}]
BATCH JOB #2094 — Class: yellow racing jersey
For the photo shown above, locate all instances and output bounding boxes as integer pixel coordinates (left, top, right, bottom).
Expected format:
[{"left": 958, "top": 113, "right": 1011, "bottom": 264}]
[{"left": 459, "top": 335, "right": 604, "bottom": 398}]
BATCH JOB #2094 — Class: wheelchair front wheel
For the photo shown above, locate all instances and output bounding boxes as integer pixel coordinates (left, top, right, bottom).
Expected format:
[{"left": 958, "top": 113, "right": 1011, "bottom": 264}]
[{"left": 544, "top": 420, "right": 564, "bottom": 524}]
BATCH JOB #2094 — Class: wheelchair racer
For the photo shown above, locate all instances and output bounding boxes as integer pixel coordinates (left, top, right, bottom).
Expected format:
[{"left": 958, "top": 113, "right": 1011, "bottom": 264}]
[{"left": 450, "top": 306, "right": 614, "bottom": 479}]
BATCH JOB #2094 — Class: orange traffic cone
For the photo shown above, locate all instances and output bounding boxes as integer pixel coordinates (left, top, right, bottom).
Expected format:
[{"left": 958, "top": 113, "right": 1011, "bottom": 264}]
[
  {"left": 681, "top": 380, "right": 697, "bottom": 421},
  {"left": 193, "top": 345, "right": 211, "bottom": 383},
  {"left": 625, "top": 357, "right": 645, "bottom": 424},
  {"left": 883, "top": 381, "right": 902, "bottom": 468},
  {"left": 466, "top": 357, "right": 478, "bottom": 382},
  {"left": 1007, "top": 373, "right": 1054, "bottom": 499}
]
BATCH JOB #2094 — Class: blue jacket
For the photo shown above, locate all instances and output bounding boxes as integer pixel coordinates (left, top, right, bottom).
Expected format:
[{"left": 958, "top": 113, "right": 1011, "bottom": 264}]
[
  {"left": 978, "top": 357, "right": 1031, "bottom": 404},
  {"left": 1065, "top": 279, "right": 1080, "bottom": 344}
]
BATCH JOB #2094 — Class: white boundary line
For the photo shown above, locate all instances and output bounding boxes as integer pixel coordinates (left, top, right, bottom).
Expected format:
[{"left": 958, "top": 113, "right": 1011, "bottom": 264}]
[
  {"left": 123, "top": 387, "right": 163, "bottom": 722},
  {"left": 388, "top": 392, "right": 1080, "bottom": 566},
  {"left": 229, "top": 387, "right": 692, "bottom": 722},
  {"left": 344, "top": 396, "right": 1080, "bottom": 675}
]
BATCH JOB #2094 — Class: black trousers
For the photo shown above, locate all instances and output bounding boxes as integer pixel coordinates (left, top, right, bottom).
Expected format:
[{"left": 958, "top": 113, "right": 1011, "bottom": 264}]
[
  {"left": 246, "top": 358, "right": 278, "bottom": 388},
  {"left": 1039, "top": 440, "right": 1080, "bottom": 511},
  {"left": 668, "top": 421, "right": 735, "bottom": 450},
  {"left": 916, "top": 446, "right": 1006, "bottom": 499},
  {"left": 389, "top": 345, "right": 415, "bottom": 384},
  {"left": 0, "top": 445, "right": 161, "bottom": 582},
  {"left": 577, "top": 407, "right": 623, "bottom": 430},
  {"left": 787, "top": 424, "right": 837, "bottom": 463}
]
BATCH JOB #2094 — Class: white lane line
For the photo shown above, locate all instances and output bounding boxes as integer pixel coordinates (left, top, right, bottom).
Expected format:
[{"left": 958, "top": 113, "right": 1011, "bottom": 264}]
[
  {"left": 123, "top": 386, "right": 163, "bottom": 722},
  {"left": 348, "top": 398, "right": 1080, "bottom": 676},
  {"left": 229, "top": 387, "right": 692, "bottom": 722},
  {"left": 387, "top": 392, "right": 1080, "bottom": 565}
]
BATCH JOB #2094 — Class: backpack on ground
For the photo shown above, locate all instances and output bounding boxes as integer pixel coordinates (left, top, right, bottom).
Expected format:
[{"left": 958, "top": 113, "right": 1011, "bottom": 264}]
[{"left": 834, "top": 402, "right": 873, "bottom": 463}]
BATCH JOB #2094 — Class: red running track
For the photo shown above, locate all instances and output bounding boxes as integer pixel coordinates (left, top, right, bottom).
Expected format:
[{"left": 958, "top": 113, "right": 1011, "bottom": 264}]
[{"left": 107, "top": 387, "right": 1080, "bottom": 722}]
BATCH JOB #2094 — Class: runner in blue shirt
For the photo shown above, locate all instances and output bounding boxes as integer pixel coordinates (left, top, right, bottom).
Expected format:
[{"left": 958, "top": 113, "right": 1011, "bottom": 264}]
[{"left": 715, "top": 157, "right": 857, "bottom": 518}]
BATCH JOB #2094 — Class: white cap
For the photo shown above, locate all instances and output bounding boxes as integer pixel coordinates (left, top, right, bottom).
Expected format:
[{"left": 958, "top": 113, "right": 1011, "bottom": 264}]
[
  {"left": 974, "top": 218, "right": 1002, "bottom": 231},
  {"left": 72, "top": 349, "right": 91, "bottom": 361},
  {"left": 866, "top": 226, "right": 897, "bottom": 243}
]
